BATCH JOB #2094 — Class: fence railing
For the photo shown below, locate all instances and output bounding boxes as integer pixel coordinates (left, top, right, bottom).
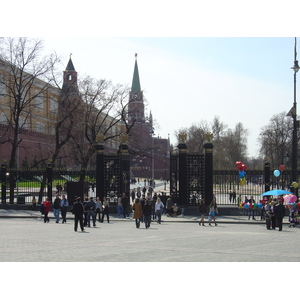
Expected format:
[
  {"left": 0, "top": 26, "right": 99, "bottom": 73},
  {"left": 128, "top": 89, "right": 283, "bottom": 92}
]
[{"left": 0, "top": 166, "right": 298, "bottom": 206}]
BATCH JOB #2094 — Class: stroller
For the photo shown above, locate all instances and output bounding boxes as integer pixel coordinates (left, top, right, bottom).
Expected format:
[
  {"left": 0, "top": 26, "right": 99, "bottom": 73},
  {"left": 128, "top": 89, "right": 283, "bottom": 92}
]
[{"left": 289, "top": 209, "right": 299, "bottom": 228}]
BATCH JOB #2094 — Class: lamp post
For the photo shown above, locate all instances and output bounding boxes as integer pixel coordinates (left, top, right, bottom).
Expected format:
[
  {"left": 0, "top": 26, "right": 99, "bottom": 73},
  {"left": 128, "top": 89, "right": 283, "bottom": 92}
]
[{"left": 291, "top": 37, "right": 300, "bottom": 196}]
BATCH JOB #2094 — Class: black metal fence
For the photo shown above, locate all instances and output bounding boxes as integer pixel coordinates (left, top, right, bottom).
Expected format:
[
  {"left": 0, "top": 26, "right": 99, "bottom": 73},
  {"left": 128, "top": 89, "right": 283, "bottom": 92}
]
[
  {"left": 213, "top": 169, "right": 296, "bottom": 206},
  {"left": 0, "top": 166, "right": 97, "bottom": 205},
  {"left": 1, "top": 165, "right": 298, "bottom": 207}
]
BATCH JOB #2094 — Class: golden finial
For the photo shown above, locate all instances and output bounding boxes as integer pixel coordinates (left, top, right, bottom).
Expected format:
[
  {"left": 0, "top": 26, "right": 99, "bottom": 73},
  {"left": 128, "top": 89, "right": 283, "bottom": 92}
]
[
  {"left": 120, "top": 133, "right": 128, "bottom": 144},
  {"left": 204, "top": 132, "right": 213, "bottom": 142},
  {"left": 96, "top": 133, "right": 105, "bottom": 144},
  {"left": 178, "top": 131, "right": 187, "bottom": 143}
]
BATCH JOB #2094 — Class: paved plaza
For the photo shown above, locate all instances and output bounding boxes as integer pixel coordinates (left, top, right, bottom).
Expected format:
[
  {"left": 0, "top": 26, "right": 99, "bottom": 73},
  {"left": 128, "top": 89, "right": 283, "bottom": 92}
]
[{"left": 0, "top": 210, "right": 299, "bottom": 262}]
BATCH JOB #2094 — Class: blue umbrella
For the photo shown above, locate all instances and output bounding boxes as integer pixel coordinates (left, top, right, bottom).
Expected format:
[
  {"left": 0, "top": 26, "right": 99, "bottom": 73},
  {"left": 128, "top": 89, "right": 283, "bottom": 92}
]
[{"left": 260, "top": 190, "right": 293, "bottom": 196}]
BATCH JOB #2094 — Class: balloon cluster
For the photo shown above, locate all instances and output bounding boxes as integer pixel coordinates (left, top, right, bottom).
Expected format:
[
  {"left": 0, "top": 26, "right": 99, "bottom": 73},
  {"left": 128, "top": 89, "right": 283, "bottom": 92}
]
[
  {"left": 273, "top": 165, "right": 285, "bottom": 177},
  {"left": 284, "top": 194, "right": 300, "bottom": 209},
  {"left": 236, "top": 161, "right": 247, "bottom": 186},
  {"left": 240, "top": 202, "right": 262, "bottom": 209},
  {"left": 292, "top": 181, "right": 299, "bottom": 188}
]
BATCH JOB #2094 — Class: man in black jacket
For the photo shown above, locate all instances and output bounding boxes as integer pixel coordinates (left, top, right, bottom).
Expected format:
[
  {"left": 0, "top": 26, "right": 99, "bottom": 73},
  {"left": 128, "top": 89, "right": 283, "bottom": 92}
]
[
  {"left": 72, "top": 197, "right": 85, "bottom": 232},
  {"left": 143, "top": 199, "right": 152, "bottom": 229},
  {"left": 275, "top": 199, "right": 286, "bottom": 231},
  {"left": 121, "top": 193, "right": 129, "bottom": 218}
]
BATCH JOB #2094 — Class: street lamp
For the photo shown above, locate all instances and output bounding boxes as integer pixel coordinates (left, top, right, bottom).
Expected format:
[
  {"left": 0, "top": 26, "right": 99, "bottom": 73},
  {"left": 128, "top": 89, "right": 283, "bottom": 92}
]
[{"left": 290, "top": 37, "right": 300, "bottom": 196}]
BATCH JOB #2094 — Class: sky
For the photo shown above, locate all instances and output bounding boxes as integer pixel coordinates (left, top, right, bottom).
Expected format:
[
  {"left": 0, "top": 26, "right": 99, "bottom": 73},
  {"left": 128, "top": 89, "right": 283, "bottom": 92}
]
[
  {"left": 41, "top": 36, "right": 298, "bottom": 158},
  {"left": 2, "top": 1, "right": 299, "bottom": 159}
]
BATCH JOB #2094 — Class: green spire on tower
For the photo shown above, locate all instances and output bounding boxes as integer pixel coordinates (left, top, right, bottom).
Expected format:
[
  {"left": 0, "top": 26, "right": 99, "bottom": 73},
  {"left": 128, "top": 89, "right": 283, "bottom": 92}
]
[{"left": 131, "top": 53, "right": 141, "bottom": 93}]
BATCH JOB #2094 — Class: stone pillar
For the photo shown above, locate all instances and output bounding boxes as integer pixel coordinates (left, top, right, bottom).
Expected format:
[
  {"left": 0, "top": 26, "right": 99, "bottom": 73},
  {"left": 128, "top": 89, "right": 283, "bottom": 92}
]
[
  {"left": 204, "top": 142, "right": 214, "bottom": 206},
  {"left": 264, "top": 160, "right": 270, "bottom": 193},
  {"left": 119, "top": 134, "right": 130, "bottom": 199},
  {"left": 95, "top": 134, "right": 105, "bottom": 200},
  {"left": 46, "top": 161, "right": 53, "bottom": 202},
  {"left": 178, "top": 143, "right": 188, "bottom": 206},
  {"left": 1, "top": 162, "right": 7, "bottom": 204}
]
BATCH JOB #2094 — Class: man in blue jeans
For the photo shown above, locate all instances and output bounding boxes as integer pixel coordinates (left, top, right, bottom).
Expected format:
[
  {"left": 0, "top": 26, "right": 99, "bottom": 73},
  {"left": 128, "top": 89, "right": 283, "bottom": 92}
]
[
  {"left": 86, "top": 197, "right": 96, "bottom": 227},
  {"left": 53, "top": 194, "right": 61, "bottom": 223}
]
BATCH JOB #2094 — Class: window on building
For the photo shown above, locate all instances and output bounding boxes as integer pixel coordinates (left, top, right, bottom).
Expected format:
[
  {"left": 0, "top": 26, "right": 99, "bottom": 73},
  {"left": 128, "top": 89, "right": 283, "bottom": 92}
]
[
  {"left": 35, "top": 91, "right": 44, "bottom": 111},
  {"left": 36, "top": 121, "right": 45, "bottom": 133},
  {"left": 1, "top": 113, "right": 7, "bottom": 124},
  {"left": 50, "top": 97, "right": 58, "bottom": 115},
  {"left": 0, "top": 76, "right": 6, "bottom": 99}
]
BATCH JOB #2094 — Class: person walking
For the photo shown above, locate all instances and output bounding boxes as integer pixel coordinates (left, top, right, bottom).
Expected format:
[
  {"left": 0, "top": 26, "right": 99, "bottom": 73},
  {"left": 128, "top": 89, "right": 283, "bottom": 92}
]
[
  {"left": 143, "top": 199, "right": 152, "bottom": 229},
  {"left": 117, "top": 194, "right": 123, "bottom": 216},
  {"left": 121, "top": 193, "right": 129, "bottom": 218},
  {"left": 166, "top": 195, "right": 173, "bottom": 217},
  {"left": 132, "top": 198, "right": 143, "bottom": 228},
  {"left": 248, "top": 196, "right": 256, "bottom": 220},
  {"left": 83, "top": 197, "right": 89, "bottom": 226},
  {"left": 275, "top": 199, "right": 286, "bottom": 231},
  {"left": 155, "top": 198, "right": 164, "bottom": 224},
  {"left": 86, "top": 197, "right": 96, "bottom": 227},
  {"left": 72, "top": 197, "right": 85, "bottom": 232},
  {"left": 43, "top": 197, "right": 51, "bottom": 223},
  {"left": 198, "top": 199, "right": 206, "bottom": 226},
  {"left": 60, "top": 194, "right": 69, "bottom": 223},
  {"left": 101, "top": 197, "right": 110, "bottom": 223},
  {"left": 209, "top": 199, "right": 218, "bottom": 226},
  {"left": 53, "top": 194, "right": 61, "bottom": 223},
  {"left": 31, "top": 196, "right": 37, "bottom": 210},
  {"left": 95, "top": 197, "right": 103, "bottom": 222}
]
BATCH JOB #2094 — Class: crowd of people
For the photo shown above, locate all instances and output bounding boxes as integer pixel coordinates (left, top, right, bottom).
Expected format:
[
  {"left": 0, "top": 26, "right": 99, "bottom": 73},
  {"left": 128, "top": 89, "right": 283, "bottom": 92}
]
[
  {"left": 38, "top": 184, "right": 293, "bottom": 232},
  {"left": 40, "top": 194, "right": 111, "bottom": 231}
]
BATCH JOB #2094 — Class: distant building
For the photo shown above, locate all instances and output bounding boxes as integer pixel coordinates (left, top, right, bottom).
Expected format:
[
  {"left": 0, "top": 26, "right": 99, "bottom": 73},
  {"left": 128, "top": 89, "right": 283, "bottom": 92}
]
[
  {"left": 128, "top": 54, "right": 170, "bottom": 182},
  {"left": 0, "top": 57, "right": 123, "bottom": 168}
]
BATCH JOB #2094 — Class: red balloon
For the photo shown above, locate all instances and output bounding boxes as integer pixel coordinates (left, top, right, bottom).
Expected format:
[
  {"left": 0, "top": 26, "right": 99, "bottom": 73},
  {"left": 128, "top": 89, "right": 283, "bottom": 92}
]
[
  {"left": 241, "top": 164, "right": 247, "bottom": 171},
  {"left": 279, "top": 165, "right": 285, "bottom": 171}
]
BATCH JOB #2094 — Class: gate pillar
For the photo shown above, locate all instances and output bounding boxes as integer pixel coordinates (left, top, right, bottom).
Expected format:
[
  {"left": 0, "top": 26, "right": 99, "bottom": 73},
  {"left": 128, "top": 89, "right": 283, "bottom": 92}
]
[
  {"left": 95, "top": 135, "right": 105, "bottom": 200},
  {"left": 46, "top": 161, "right": 53, "bottom": 202},
  {"left": 119, "top": 134, "right": 130, "bottom": 198},
  {"left": 1, "top": 162, "right": 7, "bottom": 204},
  {"left": 178, "top": 143, "right": 188, "bottom": 206},
  {"left": 264, "top": 160, "right": 270, "bottom": 193},
  {"left": 204, "top": 142, "right": 214, "bottom": 206}
]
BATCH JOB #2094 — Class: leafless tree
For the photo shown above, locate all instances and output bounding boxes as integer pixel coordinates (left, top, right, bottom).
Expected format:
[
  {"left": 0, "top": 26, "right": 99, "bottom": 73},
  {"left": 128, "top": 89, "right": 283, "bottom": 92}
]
[
  {"left": 0, "top": 37, "right": 60, "bottom": 168},
  {"left": 258, "top": 111, "right": 294, "bottom": 169},
  {"left": 174, "top": 116, "right": 249, "bottom": 169},
  {"left": 67, "top": 76, "right": 131, "bottom": 179}
]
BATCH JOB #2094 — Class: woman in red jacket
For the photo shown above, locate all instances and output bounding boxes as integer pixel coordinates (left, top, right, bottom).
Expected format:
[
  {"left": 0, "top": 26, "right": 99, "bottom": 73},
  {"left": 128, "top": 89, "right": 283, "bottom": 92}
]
[{"left": 43, "top": 197, "right": 51, "bottom": 223}]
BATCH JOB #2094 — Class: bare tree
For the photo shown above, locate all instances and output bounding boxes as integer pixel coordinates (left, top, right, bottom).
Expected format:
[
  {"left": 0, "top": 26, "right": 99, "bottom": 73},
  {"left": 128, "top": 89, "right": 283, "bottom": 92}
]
[
  {"left": 174, "top": 116, "right": 249, "bottom": 169},
  {"left": 67, "top": 76, "right": 131, "bottom": 179},
  {"left": 0, "top": 37, "right": 60, "bottom": 168},
  {"left": 258, "top": 112, "right": 294, "bottom": 169}
]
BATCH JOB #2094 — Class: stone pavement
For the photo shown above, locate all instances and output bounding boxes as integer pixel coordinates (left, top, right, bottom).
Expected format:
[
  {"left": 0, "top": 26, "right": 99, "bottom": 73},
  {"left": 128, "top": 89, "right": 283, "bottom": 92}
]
[{"left": 0, "top": 209, "right": 299, "bottom": 262}]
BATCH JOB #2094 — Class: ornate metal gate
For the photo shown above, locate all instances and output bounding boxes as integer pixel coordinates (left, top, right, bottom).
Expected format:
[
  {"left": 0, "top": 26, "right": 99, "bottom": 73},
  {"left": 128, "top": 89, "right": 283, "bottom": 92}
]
[
  {"left": 169, "top": 139, "right": 213, "bottom": 206},
  {"left": 170, "top": 152, "right": 205, "bottom": 206},
  {"left": 187, "top": 154, "right": 205, "bottom": 205},
  {"left": 103, "top": 155, "right": 121, "bottom": 202}
]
